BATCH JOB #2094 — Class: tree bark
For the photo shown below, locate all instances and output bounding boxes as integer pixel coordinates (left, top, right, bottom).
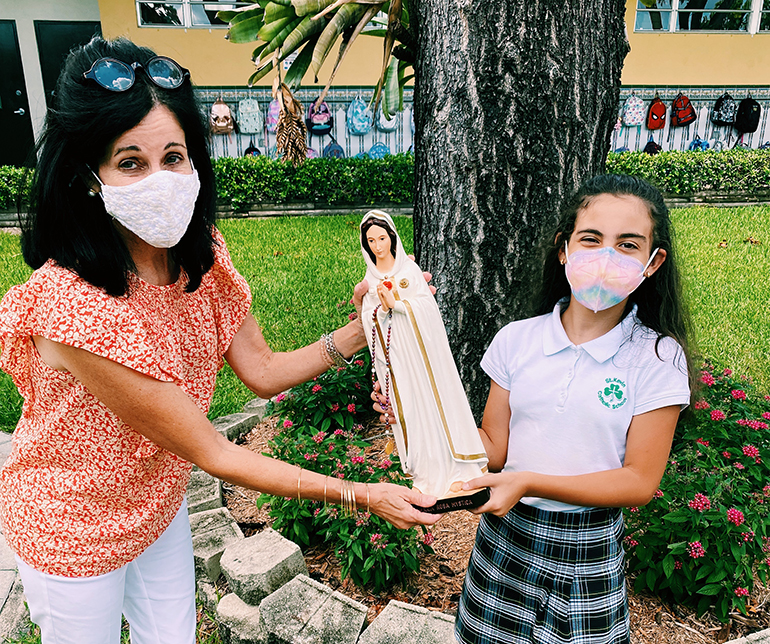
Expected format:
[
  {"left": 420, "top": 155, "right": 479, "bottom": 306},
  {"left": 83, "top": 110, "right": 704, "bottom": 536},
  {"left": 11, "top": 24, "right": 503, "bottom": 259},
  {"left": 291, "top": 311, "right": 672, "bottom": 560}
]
[{"left": 412, "top": 0, "right": 629, "bottom": 419}]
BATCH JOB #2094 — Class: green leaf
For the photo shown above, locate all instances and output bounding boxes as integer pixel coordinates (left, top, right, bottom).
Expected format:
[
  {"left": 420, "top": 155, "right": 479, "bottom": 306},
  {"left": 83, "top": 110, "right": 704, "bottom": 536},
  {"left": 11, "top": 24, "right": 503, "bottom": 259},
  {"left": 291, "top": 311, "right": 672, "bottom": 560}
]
[
  {"left": 321, "top": 417, "right": 331, "bottom": 432},
  {"left": 645, "top": 567, "right": 657, "bottom": 592},
  {"left": 697, "top": 583, "right": 723, "bottom": 595},
  {"left": 696, "top": 564, "right": 714, "bottom": 581},
  {"left": 228, "top": 15, "right": 266, "bottom": 44},
  {"left": 662, "top": 554, "right": 675, "bottom": 579},
  {"left": 351, "top": 540, "right": 363, "bottom": 560}
]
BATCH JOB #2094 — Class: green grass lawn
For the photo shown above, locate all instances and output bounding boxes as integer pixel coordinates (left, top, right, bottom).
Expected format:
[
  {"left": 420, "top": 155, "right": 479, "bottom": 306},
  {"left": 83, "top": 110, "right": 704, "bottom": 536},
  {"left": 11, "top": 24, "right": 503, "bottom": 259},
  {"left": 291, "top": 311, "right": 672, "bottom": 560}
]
[{"left": 0, "top": 206, "right": 769, "bottom": 432}]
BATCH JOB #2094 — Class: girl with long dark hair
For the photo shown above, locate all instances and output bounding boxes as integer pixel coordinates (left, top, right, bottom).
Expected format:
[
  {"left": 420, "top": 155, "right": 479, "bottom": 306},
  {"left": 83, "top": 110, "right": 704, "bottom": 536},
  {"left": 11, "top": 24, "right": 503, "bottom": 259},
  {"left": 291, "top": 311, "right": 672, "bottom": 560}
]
[{"left": 453, "top": 174, "right": 693, "bottom": 644}]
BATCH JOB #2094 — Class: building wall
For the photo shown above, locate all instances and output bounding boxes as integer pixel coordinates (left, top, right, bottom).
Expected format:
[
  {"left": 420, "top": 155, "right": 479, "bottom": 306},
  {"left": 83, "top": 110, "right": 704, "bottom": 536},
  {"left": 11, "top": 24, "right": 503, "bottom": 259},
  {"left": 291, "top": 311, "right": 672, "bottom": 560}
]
[
  {"left": 97, "top": 0, "right": 385, "bottom": 88},
  {"left": 0, "top": 0, "right": 101, "bottom": 138},
  {"left": 622, "top": 0, "right": 770, "bottom": 86}
]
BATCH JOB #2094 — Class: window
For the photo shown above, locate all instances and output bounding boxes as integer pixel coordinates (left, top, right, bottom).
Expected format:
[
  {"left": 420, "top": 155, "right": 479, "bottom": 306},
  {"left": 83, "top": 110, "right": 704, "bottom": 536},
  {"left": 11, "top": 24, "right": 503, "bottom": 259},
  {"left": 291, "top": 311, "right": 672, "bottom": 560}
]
[
  {"left": 634, "top": 0, "right": 761, "bottom": 32},
  {"left": 137, "top": 1, "right": 252, "bottom": 28},
  {"left": 762, "top": 0, "right": 770, "bottom": 29}
]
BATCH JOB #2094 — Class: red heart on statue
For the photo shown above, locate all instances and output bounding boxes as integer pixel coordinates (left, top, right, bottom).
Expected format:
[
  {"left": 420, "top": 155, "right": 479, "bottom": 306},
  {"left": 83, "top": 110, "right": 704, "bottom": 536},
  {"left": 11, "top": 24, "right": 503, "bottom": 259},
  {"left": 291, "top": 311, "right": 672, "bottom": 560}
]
[{"left": 383, "top": 281, "right": 393, "bottom": 290}]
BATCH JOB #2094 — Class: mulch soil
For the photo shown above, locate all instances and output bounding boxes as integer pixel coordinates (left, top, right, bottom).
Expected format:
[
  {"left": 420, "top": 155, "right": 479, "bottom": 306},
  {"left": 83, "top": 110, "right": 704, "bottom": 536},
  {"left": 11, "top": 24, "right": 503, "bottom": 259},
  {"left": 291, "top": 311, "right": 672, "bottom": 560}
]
[{"left": 223, "top": 419, "right": 770, "bottom": 642}]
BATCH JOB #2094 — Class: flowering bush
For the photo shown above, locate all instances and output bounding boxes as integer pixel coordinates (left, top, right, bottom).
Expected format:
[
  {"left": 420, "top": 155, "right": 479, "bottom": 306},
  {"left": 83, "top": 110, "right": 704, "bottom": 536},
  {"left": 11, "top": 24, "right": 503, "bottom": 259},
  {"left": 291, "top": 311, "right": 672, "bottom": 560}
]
[
  {"left": 266, "top": 348, "right": 374, "bottom": 434},
  {"left": 624, "top": 362, "right": 770, "bottom": 621},
  {"left": 259, "top": 351, "right": 433, "bottom": 592}
]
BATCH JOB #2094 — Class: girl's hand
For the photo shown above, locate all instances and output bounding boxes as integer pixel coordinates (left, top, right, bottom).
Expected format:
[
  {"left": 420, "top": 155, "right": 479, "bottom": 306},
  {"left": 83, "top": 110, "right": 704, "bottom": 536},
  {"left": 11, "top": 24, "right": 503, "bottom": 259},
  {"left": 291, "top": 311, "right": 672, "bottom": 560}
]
[
  {"left": 370, "top": 381, "right": 395, "bottom": 425},
  {"left": 369, "top": 482, "right": 439, "bottom": 529},
  {"left": 462, "top": 472, "right": 530, "bottom": 517}
]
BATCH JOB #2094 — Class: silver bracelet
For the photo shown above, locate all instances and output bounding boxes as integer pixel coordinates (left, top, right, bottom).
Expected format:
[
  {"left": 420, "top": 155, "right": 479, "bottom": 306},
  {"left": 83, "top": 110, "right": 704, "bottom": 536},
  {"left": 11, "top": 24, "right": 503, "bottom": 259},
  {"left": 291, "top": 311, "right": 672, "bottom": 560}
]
[{"left": 321, "top": 332, "right": 353, "bottom": 368}]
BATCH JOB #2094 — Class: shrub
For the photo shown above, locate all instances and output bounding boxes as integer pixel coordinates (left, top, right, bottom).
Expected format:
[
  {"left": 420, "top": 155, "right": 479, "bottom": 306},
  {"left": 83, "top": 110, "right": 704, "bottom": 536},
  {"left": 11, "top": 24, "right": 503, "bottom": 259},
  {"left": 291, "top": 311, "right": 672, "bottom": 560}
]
[
  {"left": 0, "top": 166, "right": 30, "bottom": 210},
  {"left": 259, "top": 351, "right": 434, "bottom": 592},
  {"left": 624, "top": 361, "right": 770, "bottom": 621},
  {"left": 606, "top": 149, "right": 770, "bottom": 195},
  {"left": 213, "top": 154, "right": 415, "bottom": 211}
]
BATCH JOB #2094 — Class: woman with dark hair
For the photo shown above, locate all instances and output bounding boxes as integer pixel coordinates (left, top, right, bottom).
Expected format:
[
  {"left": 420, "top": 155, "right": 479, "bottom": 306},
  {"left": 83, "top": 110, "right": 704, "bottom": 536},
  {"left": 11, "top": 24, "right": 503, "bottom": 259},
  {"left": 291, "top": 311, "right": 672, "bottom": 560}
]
[
  {"left": 0, "top": 37, "right": 436, "bottom": 644},
  {"left": 444, "top": 174, "right": 692, "bottom": 644}
]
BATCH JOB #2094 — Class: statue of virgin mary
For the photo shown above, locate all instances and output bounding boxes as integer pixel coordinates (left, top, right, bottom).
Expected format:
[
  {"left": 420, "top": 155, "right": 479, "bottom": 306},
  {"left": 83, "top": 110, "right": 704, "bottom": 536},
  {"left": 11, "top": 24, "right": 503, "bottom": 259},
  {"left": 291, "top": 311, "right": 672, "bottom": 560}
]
[{"left": 359, "top": 210, "right": 488, "bottom": 501}]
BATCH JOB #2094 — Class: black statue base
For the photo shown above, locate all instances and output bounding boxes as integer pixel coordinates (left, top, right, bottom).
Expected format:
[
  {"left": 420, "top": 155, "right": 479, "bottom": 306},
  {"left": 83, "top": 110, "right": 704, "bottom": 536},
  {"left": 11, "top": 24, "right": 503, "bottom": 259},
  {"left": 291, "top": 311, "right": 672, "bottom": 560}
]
[{"left": 413, "top": 487, "right": 491, "bottom": 514}]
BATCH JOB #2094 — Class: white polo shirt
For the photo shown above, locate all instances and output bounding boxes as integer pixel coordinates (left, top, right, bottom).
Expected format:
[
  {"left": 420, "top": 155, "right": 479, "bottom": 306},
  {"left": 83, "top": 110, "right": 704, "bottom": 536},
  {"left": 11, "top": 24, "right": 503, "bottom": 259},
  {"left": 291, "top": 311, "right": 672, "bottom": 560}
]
[{"left": 481, "top": 302, "right": 690, "bottom": 512}]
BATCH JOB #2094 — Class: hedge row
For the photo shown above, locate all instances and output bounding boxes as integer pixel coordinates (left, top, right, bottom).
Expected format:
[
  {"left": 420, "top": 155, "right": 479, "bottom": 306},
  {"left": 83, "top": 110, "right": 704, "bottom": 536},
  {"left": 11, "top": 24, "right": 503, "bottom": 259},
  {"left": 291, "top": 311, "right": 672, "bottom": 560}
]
[
  {"left": 214, "top": 154, "right": 415, "bottom": 211},
  {"left": 2, "top": 149, "right": 770, "bottom": 211}
]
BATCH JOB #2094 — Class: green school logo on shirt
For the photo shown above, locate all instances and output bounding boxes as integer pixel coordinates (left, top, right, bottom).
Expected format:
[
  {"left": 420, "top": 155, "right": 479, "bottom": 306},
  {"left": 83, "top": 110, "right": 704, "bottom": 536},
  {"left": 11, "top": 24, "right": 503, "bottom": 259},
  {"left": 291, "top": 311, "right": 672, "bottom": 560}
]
[{"left": 598, "top": 377, "right": 628, "bottom": 409}]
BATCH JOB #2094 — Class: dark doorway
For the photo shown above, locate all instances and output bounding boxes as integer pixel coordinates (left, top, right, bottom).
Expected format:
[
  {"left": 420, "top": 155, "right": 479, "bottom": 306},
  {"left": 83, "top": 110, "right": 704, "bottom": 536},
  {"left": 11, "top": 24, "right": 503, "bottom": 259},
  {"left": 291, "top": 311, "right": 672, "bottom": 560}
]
[
  {"left": 0, "top": 20, "right": 36, "bottom": 167},
  {"left": 35, "top": 21, "right": 101, "bottom": 108}
]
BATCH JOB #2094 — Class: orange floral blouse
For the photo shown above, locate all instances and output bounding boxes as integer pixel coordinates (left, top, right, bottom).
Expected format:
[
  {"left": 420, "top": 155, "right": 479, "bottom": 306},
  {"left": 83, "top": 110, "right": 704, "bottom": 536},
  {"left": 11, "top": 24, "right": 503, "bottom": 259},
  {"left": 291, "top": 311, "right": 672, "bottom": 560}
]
[{"left": 0, "top": 229, "right": 251, "bottom": 577}]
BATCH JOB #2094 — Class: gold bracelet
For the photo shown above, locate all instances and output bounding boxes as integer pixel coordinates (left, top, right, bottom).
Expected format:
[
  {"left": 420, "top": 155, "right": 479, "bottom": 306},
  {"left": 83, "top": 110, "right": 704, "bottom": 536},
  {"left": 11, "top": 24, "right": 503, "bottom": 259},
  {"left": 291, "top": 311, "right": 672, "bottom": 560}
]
[
  {"left": 319, "top": 337, "right": 335, "bottom": 370},
  {"left": 340, "top": 479, "right": 357, "bottom": 518},
  {"left": 297, "top": 468, "right": 302, "bottom": 503},
  {"left": 321, "top": 332, "right": 354, "bottom": 368}
]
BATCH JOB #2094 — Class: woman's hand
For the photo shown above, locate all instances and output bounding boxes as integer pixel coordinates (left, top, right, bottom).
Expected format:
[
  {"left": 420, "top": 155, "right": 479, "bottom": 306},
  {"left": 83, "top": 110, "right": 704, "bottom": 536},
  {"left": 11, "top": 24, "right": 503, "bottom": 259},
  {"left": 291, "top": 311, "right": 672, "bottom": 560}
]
[
  {"left": 376, "top": 282, "right": 396, "bottom": 311},
  {"left": 462, "top": 471, "right": 531, "bottom": 517},
  {"left": 369, "top": 482, "right": 440, "bottom": 528}
]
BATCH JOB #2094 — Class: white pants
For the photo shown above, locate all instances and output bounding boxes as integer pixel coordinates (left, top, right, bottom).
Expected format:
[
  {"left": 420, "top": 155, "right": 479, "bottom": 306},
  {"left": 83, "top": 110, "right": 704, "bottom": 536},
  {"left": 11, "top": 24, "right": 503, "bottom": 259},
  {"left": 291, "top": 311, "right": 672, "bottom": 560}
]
[{"left": 16, "top": 498, "right": 196, "bottom": 644}]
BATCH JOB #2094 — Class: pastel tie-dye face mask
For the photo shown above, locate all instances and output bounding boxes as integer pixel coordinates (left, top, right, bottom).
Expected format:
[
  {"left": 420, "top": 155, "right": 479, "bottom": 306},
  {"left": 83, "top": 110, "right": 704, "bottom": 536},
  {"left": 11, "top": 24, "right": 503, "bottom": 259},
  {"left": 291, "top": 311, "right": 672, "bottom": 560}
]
[{"left": 564, "top": 241, "right": 659, "bottom": 313}]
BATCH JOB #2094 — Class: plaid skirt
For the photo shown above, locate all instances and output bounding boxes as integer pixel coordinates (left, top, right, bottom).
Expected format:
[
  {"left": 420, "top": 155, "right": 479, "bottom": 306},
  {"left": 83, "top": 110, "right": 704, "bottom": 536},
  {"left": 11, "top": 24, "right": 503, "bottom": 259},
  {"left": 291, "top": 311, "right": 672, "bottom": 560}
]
[{"left": 456, "top": 503, "right": 629, "bottom": 644}]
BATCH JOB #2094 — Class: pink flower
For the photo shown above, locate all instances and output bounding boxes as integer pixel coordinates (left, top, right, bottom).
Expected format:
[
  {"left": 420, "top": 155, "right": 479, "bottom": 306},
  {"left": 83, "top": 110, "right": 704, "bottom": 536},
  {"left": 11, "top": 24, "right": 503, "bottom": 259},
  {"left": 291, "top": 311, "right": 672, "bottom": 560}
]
[
  {"left": 743, "top": 445, "right": 759, "bottom": 458},
  {"left": 282, "top": 419, "right": 294, "bottom": 429},
  {"left": 724, "top": 368, "right": 733, "bottom": 376},
  {"left": 696, "top": 438, "right": 710, "bottom": 447},
  {"left": 303, "top": 452, "right": 318, "bottom": 461},
  {"left": 365, "top": 466, "right": 374, "bottom": 474},
  {"left": 276, "top": 393, "right": 286, "bottom": 403},
  {"left": 312, "top": 384, "right": 322, "bottom": 393},
  {"left": 378, "top": 459, "right": 393, "bottom": 469},
  {"left": 355, "top": 512, "right": 370, "bottom": 527},
  {"left": 735, "top": 463, "right": 745, "bottom": 470},
  {"left": 762, "top": 412, "right": 770, "bottom": 421},
  {"left": 348, "top": 312, "right": 358, "bottom": 320},
  {"left": 735, "top": 587, "right": 749, "bottom": 597},
  {"left": 723, "top": 451, "right": 732, "bottom": 459},
  {"left": 694, "top": 399, "right": 710, "bottom": 410},
  {"left": 742, "top": 530, "right": 755, "bottom": 543},
  {"left": 327, "top": 444, "right": 334, "bottom": 452},
  {"left": 749, "top": 420, "right": 769, "bottom": 430},
  {"left": 688, "top": 541, "right": 706, "bottom": 559},
  {"left": 711, "top": 410, "right": 726, "bottom": 421},
  {"left": 653, "top": 489, "right": 664, "bottom": 498},
  {"left": 732, "top": 389, "right": 747, "bottom": 401},
  {"left": 312, "top": 431, "right": 327, "bottom": 444},
  {"left": 347, "top": 403, "right": 356, "bottom": 413},
  {"left": 423, "top": 532, "right": 435, "bottom": 546},
  {"left": 727, "top": 508, "right": 745, "bottom": 526},
  {"left": 688, "top": 493, "right": 711, "bottom": 512},
  {"left": 370, "top": 532, "right": 382, "bottom": 544},
  {"left": 354, "top": 359, "right": 365, "bottom": 367},
  {"left": 330, "top": 403, "right": 339, "bottom": 412},
  {"left": 674, "top": 560, "right": 683, "bottom": 570},
  {"left": 333, "top": 429, "right": 345, "bottom": 436},
  {"left": 701, "top": 372, "right": 716, "bottom": 386},
  {"left": 350, "top": 455, "right": 365, "bottom": 465},
  {"left": 764, "top": 485, "right": 770, "bottom": 496},
  {"left": 623, "top": 536, "right": 639, "bottom": 547}
]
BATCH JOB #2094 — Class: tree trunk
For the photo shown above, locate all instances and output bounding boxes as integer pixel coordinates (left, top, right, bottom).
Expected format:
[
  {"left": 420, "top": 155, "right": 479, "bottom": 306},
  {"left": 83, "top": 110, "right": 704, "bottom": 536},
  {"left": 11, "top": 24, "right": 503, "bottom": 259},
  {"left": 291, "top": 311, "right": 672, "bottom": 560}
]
[{"left": 412, "top": 0, "right": 629, "bottom": 419}]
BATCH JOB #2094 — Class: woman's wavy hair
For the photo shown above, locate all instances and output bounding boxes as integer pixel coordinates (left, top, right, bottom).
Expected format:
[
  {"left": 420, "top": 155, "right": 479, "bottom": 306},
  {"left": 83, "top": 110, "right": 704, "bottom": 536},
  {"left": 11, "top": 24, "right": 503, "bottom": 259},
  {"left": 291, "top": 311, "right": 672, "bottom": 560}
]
[
  {"left": 361, "top": 217, "right": 397, "bottom": 265},
  {"left": 533, "top": 174, "right": 694, "bottom": 380},
  {"left": 20, "top": 36, "right": 216, "bottom": 296}
]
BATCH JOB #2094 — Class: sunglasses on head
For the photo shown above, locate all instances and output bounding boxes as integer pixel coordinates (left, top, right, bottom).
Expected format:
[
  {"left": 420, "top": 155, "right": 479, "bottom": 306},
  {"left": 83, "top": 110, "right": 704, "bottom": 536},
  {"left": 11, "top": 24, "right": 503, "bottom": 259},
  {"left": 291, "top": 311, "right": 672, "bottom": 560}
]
[{"left": 82, "top": 56, "right": 189, "bottom": 92}]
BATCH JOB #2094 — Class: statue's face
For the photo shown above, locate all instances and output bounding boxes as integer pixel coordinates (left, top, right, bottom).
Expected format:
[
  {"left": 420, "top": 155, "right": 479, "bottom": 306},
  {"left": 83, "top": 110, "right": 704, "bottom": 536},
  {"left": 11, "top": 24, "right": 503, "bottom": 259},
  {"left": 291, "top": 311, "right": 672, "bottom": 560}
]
[{"left": 366, "top": 225, "right": 392, "bottom": 262}]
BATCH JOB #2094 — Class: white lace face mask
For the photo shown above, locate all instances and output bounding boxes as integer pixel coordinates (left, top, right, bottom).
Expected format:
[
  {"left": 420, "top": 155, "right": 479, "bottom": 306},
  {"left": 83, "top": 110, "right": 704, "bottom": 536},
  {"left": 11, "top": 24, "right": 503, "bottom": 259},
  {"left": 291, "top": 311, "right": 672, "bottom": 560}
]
[{"left": 93, "top": 168, "right": 200, "bottom": 248}]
